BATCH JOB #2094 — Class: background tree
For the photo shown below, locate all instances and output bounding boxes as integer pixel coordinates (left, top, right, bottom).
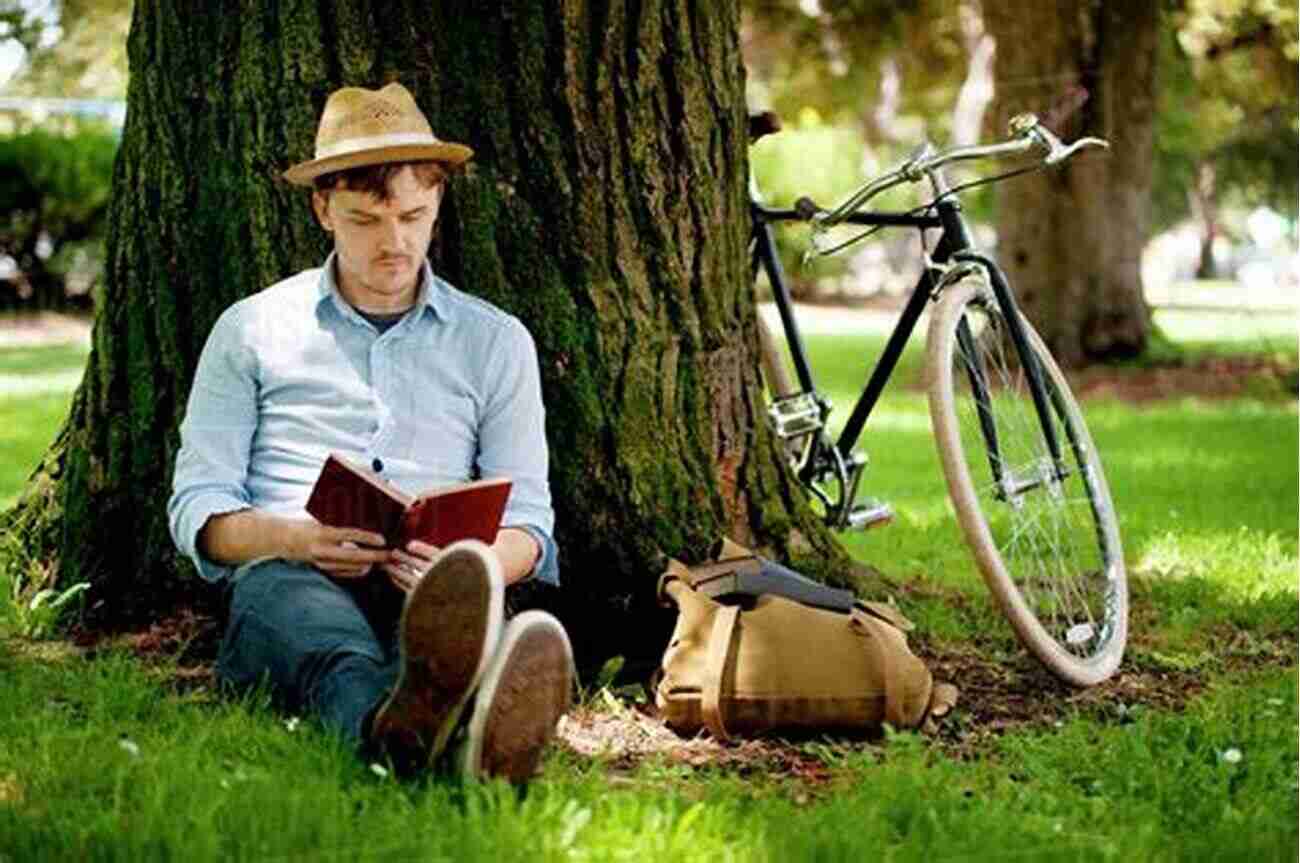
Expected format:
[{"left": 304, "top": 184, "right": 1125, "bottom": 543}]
[
  {"left": 984, "top": 0, "right": 1159, "bottom": 367},
  {"left": 2, "top": 0, "right": 852, "bottom": 675},
  {"left": 0, "top": 124, "right": 114, "bottom": 311},
  {"left": 1153, "top": 0, "right": 1298, "bottom": 276}
]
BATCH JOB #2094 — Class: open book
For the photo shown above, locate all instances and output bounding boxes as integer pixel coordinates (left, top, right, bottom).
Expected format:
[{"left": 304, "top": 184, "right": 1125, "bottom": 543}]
[{"left": 304, "top": 453, "right": 512, "bottom": 549}]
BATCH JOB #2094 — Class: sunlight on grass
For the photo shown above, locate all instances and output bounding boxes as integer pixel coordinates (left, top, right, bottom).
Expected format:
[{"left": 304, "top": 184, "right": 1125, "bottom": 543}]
[
  {"left": 1155, "top": 308, "right": 1297, "bottom": 347},
  {"left": 0, "top": 369, "right": 84, "bottom": 397},
  {"left": 1136, "top": 527, "right": 1297, "bottom": 600}
]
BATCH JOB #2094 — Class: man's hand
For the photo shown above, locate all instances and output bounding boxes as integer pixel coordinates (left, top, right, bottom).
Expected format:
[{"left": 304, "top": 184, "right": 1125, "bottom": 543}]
[
  {"left": 198, "top": 509, "right": 391, "bottom": 579},
  {"left": 380, "top": 529, "right": 540, "bottom": 593},
  {"left": 382, "top": 539, "right": 440, "bottom": 593},
  {"left": 286, "top": 522, "right": 393, "bottom": 579}
]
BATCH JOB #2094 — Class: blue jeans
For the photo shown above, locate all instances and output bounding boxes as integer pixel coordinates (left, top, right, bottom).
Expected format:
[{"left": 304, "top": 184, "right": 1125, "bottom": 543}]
[
  {"left": 217, "top": 560, "right": 404, "bottom": 745},
  {"left": 216, "top": 560, "right": 560, "bottom": 747}
]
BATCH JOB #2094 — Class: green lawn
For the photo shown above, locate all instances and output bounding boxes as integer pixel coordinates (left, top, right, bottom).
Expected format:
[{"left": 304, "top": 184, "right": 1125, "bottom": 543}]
[
  {"left": 1, "top": 313, "right": 1297, "bottom": 861},
  {"left": 0, "top": 344, "right": 88, "bottom": 510}
]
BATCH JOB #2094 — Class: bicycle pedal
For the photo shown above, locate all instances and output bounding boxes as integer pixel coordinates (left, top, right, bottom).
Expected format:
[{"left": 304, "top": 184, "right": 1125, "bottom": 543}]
[
  {"left": 766, "top": 392, "right": 823, "bottom": 440},
  {"left": 845, "top": 500, "right": 894, "bottom": 531}
]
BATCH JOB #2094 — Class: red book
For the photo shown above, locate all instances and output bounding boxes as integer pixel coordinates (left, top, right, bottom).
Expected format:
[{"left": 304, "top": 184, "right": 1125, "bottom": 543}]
[{"left": 304, "top": 453, "right": 511, "bottom": 549}]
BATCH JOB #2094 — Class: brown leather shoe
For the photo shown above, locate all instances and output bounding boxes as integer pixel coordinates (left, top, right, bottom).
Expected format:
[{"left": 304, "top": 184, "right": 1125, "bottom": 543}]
[
  {"left": 370, "top": 540, "right": 504, "bottom": 770},
  {"left": 457, "top": 610, "right": 574, "bottom": 783}
]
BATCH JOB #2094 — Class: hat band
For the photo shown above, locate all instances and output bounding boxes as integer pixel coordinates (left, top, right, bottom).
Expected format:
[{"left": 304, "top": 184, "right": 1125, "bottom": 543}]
[{"left": 315, "top": 131, "right": 444, "bottom": 160}]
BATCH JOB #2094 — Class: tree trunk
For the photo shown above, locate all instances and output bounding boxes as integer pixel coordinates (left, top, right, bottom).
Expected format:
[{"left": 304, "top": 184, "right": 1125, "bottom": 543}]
[
  {"left": 984, "top": 1, "right": 1156, "bottom": 367},
  {"left": 3, "top": 0, "right": 850, "bottom": 676},
  {"left": 1191, "top": 160, "right": 1219, "bottom": 280}
]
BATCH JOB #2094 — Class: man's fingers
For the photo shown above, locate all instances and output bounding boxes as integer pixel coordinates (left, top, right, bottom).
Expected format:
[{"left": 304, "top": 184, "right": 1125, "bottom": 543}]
[
  {"left": 330, "top": 527, "right": 388, "bottom": 549},
  {"left": 320, "top": 544, "right": 392, "bottom": 565},
  {"left": 404, "top": 540, "right": 440, "bottom": 559},
  {"left": 386, "top": 569, "right": 414, "bottom": 594},
  {"left": 322, "top": 563, "right": 372, "bottom": 579},
  {"left": 391, "top": 548, "right": 430, "bottom": 572}
]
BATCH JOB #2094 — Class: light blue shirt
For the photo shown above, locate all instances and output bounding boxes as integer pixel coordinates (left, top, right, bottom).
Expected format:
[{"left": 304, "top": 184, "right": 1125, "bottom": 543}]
[{"left": 167, "top": 254, "right": 559, "bottom": 586}]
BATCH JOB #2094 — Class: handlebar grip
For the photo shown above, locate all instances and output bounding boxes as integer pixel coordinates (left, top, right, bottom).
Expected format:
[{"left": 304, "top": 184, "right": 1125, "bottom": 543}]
[{"left": 794, "top": 196, "right": 821, "bottom": 220}]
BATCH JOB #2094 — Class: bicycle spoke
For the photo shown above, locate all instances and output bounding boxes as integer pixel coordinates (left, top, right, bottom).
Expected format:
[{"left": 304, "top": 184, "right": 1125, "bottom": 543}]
[{"left": 934, "top": 282, "right": 1125, "bottom": 681}]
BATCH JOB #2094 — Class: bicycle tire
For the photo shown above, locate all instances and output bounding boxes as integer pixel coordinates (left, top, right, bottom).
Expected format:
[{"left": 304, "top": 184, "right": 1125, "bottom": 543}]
[
  {"left": 757, "top": 313, "right": 795, "bottom": 398},
  {"left": 926, "top": 277, "right": 1127, "bottom": 686}
]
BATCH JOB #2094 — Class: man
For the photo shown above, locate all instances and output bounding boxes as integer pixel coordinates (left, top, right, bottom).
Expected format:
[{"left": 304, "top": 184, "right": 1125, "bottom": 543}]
[{"left": 167, "top": 82, "right": 573, "bottom": 782}]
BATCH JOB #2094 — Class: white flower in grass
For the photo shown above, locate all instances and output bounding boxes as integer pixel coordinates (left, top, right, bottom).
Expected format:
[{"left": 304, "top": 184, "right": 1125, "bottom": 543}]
[
  {"left": 118, "top": 738, "right": 140, "bottom": 758},
  {"left": 1219, "top": 748, "right": 1243, "bottom": 764},
  {"left": 284, "top": 717, "right": 301, "bottom": 733},
  {"left": 369, "top": 763, "right": 389, "bottom": 779}
]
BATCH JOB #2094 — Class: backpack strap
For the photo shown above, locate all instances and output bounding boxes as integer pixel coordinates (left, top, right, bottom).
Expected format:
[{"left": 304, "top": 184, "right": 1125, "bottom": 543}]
[
  {"left": 850, "top": 607, "right": 908, "bottom": 727},
  {"left": 701, "top": 604, "right": 741, "bottom": 742},
  {"left": 688, "top": 556, "right": 857, "bottom": 613}
]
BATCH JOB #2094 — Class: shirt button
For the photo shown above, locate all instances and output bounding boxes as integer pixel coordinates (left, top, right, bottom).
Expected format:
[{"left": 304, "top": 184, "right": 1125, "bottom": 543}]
[{"left": 372, "top": 458, "right": 384, "bottom": 473}]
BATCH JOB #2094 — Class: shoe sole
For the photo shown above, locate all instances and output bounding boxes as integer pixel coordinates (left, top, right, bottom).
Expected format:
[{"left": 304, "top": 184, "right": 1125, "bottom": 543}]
[
  {"left": 459, "top": 610, "right": 574, "bottom": 783},
  {"left": 372, "top": 540, "right": 504, "bottom": 766}
]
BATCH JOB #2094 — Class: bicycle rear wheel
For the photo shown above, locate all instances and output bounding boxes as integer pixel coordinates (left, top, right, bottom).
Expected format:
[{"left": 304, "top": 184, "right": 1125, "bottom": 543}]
[{"left": 926, "top": 277, "right": 1127, "bottom": 686}]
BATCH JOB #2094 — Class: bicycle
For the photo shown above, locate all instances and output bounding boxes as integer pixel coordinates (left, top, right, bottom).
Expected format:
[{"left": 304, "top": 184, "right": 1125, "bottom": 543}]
[{"left": 748, "top": 111, "right": 1127, "bottom": 687}]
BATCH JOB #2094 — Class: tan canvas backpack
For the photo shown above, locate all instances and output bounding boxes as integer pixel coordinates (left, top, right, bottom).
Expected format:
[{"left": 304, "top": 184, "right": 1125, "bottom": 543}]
[{"left": 655, "top": 541, "right": 957, "bottom": 740}]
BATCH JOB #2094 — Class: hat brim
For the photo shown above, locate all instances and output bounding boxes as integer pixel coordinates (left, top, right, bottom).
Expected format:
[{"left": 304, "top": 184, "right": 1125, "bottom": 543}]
[{"left": 282, "top": 142, "right": 474, "bottom": 186}]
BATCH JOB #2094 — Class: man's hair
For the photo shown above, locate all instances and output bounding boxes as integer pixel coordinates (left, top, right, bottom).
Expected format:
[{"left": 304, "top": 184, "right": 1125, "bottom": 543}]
[{"left": 312, "top": 160, "right": 451, "bottom": 202}]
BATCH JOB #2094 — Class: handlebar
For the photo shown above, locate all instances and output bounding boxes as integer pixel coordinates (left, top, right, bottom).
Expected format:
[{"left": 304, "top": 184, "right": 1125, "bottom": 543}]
[{"left": 814, "top": 113, "right": 1109, "bottom": 230}]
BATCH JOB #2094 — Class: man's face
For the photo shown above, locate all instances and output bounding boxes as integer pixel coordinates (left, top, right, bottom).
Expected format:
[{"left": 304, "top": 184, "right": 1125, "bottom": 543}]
[{"left": 312, "top": 165, "right": 443, "bottom": 310}]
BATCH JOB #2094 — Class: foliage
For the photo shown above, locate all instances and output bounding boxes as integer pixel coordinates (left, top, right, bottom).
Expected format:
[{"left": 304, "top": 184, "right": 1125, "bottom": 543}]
[
  {"left": 749, "top": 121, "right": 869, "bottom": 295},
  {"left": 0, "top": 1, "right": 49, "bottom": 57},
  {"left": 0, "top": 529, "right": 87, "bottom": 640},
  {"left": 744, "top": 0, "right": 970, "bottom": 140},
  {"left": 0, "top": 0, "right": 130, "bottom": 98},
  {"left": 1154, "top": 0, "right": 1300, "bottom": 227},
  {"left": 0, "top": 125, "right": 116, "bottom": 310}
]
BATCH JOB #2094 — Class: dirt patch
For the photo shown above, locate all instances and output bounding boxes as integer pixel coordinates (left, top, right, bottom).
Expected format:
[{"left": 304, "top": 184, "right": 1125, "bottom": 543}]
[
  {"left": 556, "top": 692, "right": 848, "bottom": 790},
  {"left": 1070, "top": 355, "right": 1298, "bottom": 403},
  {"left": 70, "top": 607, "right": 222, "bottom": 693}
]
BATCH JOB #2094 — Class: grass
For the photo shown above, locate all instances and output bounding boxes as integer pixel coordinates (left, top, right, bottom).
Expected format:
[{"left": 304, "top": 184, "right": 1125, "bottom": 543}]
[
  {"left": 0, "top": 308, "right": 1297, "bottom": 861},
  {"left": 0, "top": 344, "right": 88, "bottom": 510}
]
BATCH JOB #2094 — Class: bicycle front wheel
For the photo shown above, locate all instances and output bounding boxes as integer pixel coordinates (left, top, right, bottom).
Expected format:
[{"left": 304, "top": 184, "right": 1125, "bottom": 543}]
[{"left": 926, "top": 277, "right": 1127, "bottom": 686}]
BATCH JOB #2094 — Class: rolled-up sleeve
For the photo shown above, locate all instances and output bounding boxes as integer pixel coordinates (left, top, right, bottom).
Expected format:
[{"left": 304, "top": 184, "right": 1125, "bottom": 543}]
[
  {"left": 475, "top": 318, "right": 559, "bottom": 585},
  {"left": 167, "top": 306, "right": 259, "bottom": 583}
]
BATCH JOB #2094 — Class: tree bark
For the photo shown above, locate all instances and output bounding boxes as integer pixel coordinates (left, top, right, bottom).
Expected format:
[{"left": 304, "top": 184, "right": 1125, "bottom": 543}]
[
  {"left": 3, "top": 0, "right": 851, "bottom": 676},
  {"left": 984, "top": 0, "right": 1156, "bottom": 367}
]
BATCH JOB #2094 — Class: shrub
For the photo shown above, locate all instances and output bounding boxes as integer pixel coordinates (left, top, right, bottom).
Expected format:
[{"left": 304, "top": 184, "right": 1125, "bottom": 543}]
[{"left": 0, "top": 123, "right": 117, "bottom": 312}]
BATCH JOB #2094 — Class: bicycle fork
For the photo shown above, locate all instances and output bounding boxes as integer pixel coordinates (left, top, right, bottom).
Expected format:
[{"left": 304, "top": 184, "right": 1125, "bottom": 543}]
[{"left": 952, "top": 252, "right": 1072, "bottom": 502}]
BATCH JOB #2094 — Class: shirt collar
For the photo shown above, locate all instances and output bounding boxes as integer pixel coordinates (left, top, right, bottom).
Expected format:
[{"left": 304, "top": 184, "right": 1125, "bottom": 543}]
[{"left": 315, "top": 252, "right": 450, "bottom": 324}]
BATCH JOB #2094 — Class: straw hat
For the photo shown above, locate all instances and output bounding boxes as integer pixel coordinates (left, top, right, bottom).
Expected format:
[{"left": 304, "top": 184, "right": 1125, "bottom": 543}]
[{"left": 283, "top": 82, "right": 473, "bottom": 186}]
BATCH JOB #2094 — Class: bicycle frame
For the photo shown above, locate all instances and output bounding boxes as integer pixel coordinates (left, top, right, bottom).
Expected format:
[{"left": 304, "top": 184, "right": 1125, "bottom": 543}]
[{"left": 752, "top": 195, "right": 1069, "bottom": 524}]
